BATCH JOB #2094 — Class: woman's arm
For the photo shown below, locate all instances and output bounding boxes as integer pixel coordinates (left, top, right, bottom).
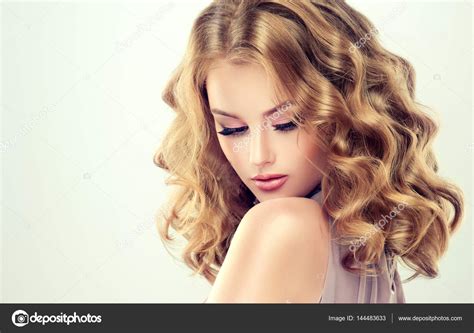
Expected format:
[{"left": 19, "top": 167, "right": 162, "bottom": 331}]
[{"left": 205, "top": 197, "right": 330, "bottom": 303}]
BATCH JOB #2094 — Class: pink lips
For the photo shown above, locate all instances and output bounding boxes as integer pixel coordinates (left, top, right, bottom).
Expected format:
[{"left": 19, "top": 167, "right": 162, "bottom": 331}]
[{"left": 252, "top": 175, "right": 288, "bottom": 191}]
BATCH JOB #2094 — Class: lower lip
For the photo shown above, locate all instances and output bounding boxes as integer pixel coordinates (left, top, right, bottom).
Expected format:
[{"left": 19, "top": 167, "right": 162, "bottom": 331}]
[{"left": 253, "top": 176, "right": 288, "bottom": 191}]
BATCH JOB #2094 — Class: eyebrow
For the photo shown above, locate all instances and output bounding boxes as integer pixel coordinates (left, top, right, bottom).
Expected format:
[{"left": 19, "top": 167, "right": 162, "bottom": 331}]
[{"left": 210, "top": 100, "right": 292, "bottom": 119}]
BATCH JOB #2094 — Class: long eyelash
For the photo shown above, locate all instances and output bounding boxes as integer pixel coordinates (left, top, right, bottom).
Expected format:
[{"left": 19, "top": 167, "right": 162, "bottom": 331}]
[
  {"left": 218, "top": 126, "right": 248, "bottom": 136},
  {"left": 273, "top": 121, "right": 297, "bottom": 132},
  {"left": 217, "top": 121, "right": 297, "bottom": 136}
]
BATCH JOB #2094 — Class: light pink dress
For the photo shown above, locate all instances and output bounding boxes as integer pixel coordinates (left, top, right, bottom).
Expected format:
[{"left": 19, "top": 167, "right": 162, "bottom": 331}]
[{"left": 310, "top": 189, "right": 406, "bottom": 303}]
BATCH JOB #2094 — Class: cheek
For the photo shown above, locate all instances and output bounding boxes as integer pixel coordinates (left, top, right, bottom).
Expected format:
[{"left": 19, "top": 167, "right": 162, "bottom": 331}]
[
  {"left": 273, "top": 129, "right": 315, "bottom": 157},
  {"left": 217, "top": 135, "right": 234, "bottom": 156},
  {"left": 295, "top": 130, "right": 326, "bottom": 165},
  {"left": 217, "top": 136, "right": 247, "bottom": 170}
]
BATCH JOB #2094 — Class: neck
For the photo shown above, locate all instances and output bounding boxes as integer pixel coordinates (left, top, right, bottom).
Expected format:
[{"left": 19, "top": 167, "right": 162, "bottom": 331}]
[{"left": 304, "top": 182, "right": 322, "bottom": 199}]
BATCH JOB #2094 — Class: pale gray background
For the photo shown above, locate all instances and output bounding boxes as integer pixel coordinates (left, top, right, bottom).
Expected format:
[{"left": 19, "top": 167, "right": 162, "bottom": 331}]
[{"left": 1, "top": 0, "right": 472, "bottom": 303}]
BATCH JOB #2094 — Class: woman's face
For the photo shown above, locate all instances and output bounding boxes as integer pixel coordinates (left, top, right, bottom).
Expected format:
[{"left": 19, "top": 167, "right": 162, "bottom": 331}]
[{"left": 206, "top": 59, "right": 327, "bottom": 203}]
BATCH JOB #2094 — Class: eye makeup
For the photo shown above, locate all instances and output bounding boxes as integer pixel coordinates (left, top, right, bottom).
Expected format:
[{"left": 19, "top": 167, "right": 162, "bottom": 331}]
[{"left": 217, "top": 121, "right": 297, "bottom": 136}]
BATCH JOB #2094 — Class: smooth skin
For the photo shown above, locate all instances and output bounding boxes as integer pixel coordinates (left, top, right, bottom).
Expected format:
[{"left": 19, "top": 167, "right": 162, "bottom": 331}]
[
  {"left": 205, "top": 197, "right": 330, "bottom": 303},
  {"left": 204, "top": 58, "right": 331, "bottom": 303}
]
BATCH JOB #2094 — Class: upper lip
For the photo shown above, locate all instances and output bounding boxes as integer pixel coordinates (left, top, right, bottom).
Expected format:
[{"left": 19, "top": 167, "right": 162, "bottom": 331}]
[{"left": 251, "top": 174, "right": 287, "bottom": 181}]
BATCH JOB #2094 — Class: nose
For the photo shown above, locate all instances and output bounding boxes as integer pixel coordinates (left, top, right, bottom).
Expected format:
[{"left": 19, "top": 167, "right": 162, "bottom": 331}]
[{"left": 248, "top": 126, "right": 274, "bottom": 167}]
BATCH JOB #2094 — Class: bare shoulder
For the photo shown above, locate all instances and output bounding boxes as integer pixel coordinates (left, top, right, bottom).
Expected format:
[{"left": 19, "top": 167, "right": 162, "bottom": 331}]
[
  {"left": 206, "top": 197, "right": 330, "bottom": 303},
  {"left": 242, "top": 196, "right": 327, "bottom": 230},
  {"left": 235, "top": 197, "right": 329, "bottom": 247}
]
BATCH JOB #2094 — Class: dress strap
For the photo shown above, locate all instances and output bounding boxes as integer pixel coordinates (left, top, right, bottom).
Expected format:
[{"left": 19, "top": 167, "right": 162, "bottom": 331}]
[{"left": 384, "top": 247, "right": 397, "bottom": 292}]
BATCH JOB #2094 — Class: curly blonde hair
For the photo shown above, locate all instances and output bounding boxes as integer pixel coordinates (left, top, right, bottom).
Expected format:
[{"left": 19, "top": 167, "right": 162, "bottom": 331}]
[{"left": 154, "top": 0, "right": 465, "bottom": 284}]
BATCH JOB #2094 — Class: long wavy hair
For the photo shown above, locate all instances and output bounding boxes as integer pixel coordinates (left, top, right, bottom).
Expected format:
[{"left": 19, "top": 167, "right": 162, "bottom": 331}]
[{"left": 154, "top": 0, "right": 464, "bottom": 284}]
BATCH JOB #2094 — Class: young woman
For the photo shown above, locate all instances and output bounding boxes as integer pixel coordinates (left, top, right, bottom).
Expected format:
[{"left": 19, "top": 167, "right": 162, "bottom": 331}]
[{"left": 154, "top": 0, "right": 464, "bottom": 303}]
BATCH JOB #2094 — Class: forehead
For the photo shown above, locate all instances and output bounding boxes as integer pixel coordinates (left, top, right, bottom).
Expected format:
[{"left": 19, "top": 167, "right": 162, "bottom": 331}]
[{"left": 205, "top": 59, "right": 284, "bottom": 114}]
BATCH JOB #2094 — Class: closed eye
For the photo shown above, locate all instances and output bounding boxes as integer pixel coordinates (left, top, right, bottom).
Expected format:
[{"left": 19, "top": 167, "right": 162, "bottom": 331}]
[
  {"left": 217, "top": 121, "right": 297, "bottom": 136},
  {"left": 273, "top": 121, "right": 297, "bottom": 132},
  {"left": 218, "top": 125, "right": 248, "bottom": 136}
]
